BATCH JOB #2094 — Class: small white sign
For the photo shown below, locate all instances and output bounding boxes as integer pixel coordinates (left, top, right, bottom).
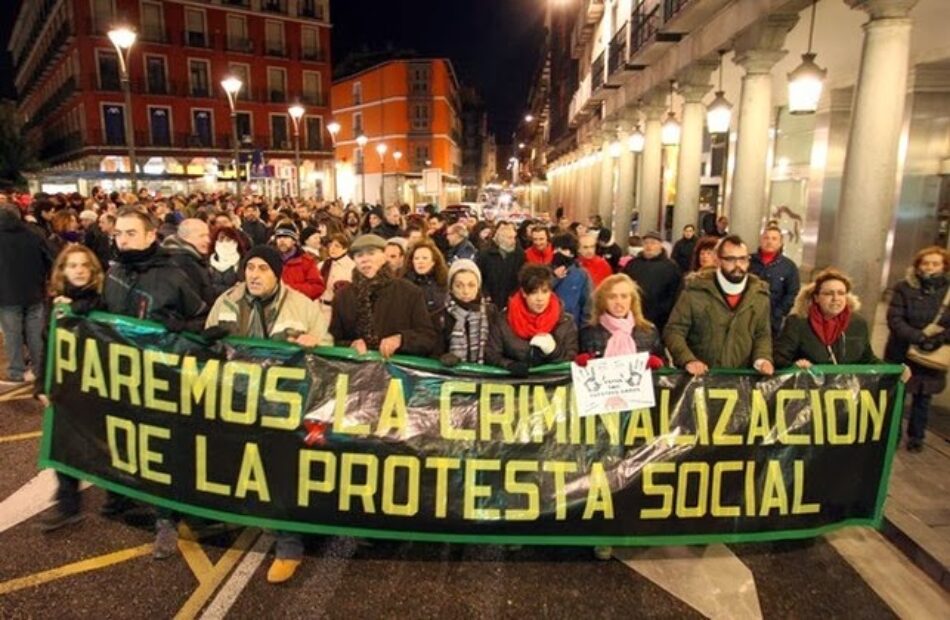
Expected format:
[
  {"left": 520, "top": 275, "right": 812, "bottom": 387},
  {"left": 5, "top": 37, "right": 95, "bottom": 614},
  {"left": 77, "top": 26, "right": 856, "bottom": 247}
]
[
  {"left": 423, "top": 168, "right": 442, "bottom": 195},
  {"left": 572, "top": 353, "right": 655, "bottom": 417}
]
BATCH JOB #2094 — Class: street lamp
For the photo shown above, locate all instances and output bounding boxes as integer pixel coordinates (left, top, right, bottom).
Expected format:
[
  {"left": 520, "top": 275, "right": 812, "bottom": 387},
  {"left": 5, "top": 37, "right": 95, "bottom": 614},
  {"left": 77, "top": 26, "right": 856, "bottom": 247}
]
[
  {"left": 356, "top": 134, "right": 368, "bottom": 205},
  {"left": 288, "top": 104, "right": 305, "bottom": 198},
  {"left": 108, "top": 26, "right": 137, "bottom": 192},
  {"left": 326, "top": 121, "right": 340, "bottom": 201},
  {"left": 661, "top": 81, "right": 681, "bottom": 146},
  {"left": 376, "top": 142, "right": 388, "bottom": 206},
  {"left": 788, "top": 1, "right": 826, "bottom": 115},
  {"left": 524, "top": 114, "right": 534, "bottom": 123},
  {"left": 221, "top": 76, "right": 243, "bottom": 198},
  {"left": 706, "top": 50, "right": 733, "bottom": 134}
]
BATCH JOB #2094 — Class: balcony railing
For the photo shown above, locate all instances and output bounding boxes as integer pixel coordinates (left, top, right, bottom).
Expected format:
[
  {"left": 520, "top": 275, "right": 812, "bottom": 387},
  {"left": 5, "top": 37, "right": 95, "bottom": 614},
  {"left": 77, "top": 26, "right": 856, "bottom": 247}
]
[
  {"left": 298, "top": 2, "right": 325, "bottom": 20},
  {"left": 183, "top": 30, "right": 211, "bottom": 48},
  {"left": 591, "top": 51, "right": 605, "bottom": 92},
  {"left": 26, "top": 77, "right": 77, "bottom": 128},
  {"left": 608, "top": 23, "right": 628, "bottom": 75},
  {"left": 262, "top": 0, "right": 286, "bottom": 14},
  {"left": 269, "top": 90, "right": 287, "bottom": 103},
  {"left": 301, "top": 92, "right": 328, "bottom": 106},
  {"left": 663, "top": 0, "right": 694, "bottom": 21},
  {"left": 16, "top": 22, "right": 73, "bottom": 99},
  {"left": 300, "top": 48, "right": 326, "bottom": 62},
  {"left": 40, "top": 131, "right": 83, "bottom": 161},
  {"left": 264, "top": 44, "right": 288, "bottom": 58},
  {"left": 630, "top": 2, "right": 661, "bottom": 56},
  {"left": 226, "top": 37, "right": 255, "bottom": 54},
  {"left": 140, "top": 27, "right": 168, "bottom": 44},
  {"left": 223, "top": 0, "right": 250, "bottom": 6}
]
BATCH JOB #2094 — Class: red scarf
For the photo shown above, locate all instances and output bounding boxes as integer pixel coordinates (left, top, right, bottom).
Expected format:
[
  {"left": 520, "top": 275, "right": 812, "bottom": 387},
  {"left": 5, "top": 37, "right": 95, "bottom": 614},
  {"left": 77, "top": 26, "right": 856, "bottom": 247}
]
[
  {"left": 525, "top": 245, "right": 553, "bottom": 265},
  {"left": 808, "top": 302, "right": 852, "bottom": 347},
  {"left": 507, "top": 291, "right": 562, "bottom": 339},
  {"left": 759, "top": 250, "right": 778, "bottom": 266}
]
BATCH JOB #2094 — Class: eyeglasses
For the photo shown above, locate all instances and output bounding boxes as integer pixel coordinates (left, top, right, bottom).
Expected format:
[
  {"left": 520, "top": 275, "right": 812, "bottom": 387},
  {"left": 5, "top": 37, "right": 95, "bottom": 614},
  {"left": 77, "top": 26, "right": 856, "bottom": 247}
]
[{"left": 719, "top": 255, "right": 750, "bottom": 265}]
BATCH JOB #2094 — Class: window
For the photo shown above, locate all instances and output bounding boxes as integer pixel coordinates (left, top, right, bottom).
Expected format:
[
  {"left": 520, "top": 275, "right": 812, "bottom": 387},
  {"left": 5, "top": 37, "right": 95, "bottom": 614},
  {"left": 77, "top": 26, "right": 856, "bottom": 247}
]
[
  {"left": 352, "top": 82, "right": 362, "bottom": 105},
  {"left": 236, "top": 112, "right": 252, "bottom": 143},
  {"left": 141, "top": 1, "right": 165, "bottom": 42},
  {"left": 409, "top": 63, "right": 430, "bottom": 94},
  {"left": 301, "top": 27, "right": 321, "bottom": 60},
  {"left": 97, "top": 50, "right": 120, "bottom": 90},
  {"left": 302, "top": 72, "right": 321, "bottom": 105},
  {"left": 264, "top": 21, "right": 285, "bottom": 56},
  {"left": 184, "top": 8, "right": 206, "bottom": 47},
  {"left": 145, "top": 56, "right": 167, "bottom": 94},
  {"left": 267, "top": 67, "right": 286, "bottom": 102},
  {"left": 305, "top": 117, "right": 323, "bottom": 150},
  {"left": 229, "top": 64, "right": 250, "bottom": 101},
  {"left": 353, "top": 112, "right": 363, "bottom": 135},
  {"left": 411, "top": 103, "right": 430, "bottom": 130},
  {"left": 271, "top": 115, "right": 289, "bottom": 149},
  {"left": 189, "top": 60, "right": 210, "bottom": 97},
  {"left": 414, "top": 144, "right": 430, "bottom": 168},
  {"left": 91, "top": 0, "right": 114, "bottom": 34},
  {"left": 263, "top": 0, "right": 286, "bottom": 13},
  {"left": 227, "top": 15, "right": 251, "bottom": 52},
  {"left": 192, "top": 109, "right": 213, "bottom": 147},
  {"left": 148, "top": 107, "right": 171, "bottom": 146},
  {"left": 299, "top": 0, "right": 321, "bottom": 19},
  {"left": 102, "top": 104, "right": 125, "bottom": 145}
]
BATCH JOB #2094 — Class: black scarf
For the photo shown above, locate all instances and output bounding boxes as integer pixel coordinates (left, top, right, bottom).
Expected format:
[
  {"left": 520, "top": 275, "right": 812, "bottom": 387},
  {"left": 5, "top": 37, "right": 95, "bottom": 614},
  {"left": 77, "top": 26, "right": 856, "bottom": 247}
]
[
  {"left": 242, "top": 284, "right": 282, "bottom": 339},
  {"left": 116, "top": 242, "right": 159, "bottom": 272},
  {"left": 352, "top": 266, "right": 393, "bottom": 348}
]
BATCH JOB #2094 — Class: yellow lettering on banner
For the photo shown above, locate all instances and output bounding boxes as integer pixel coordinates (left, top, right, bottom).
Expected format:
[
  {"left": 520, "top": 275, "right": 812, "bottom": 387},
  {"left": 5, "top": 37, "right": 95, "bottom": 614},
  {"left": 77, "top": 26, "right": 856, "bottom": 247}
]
[
  {"left": 261, "top": 367, "right": 305, "bottom": 431},
  {"left": 825, "top": 389, "right": 857, "bottom": 445},
  {"left": 54, "top": 328, "right": 77, "bottom": 385},
  {"left": 792, "top": 459, "right": 820, "bottom": 514},
  {"left": 658, "top": 389, "right": 672, "bottom": 436},
  {"left": 80, "top": 338, "right": 107, "bottom": 398},
  {"left": 744, "top": 461, "right": 757, "bottom": 516},
  {"left": 340, "top": 453, "right": 377, "bottom": 512},
  {"left": 569, "top": 394, "right": 582, "bottom": 444},
  {"left": 463, "top": 459, "right": 501, "bottom": 520},
  {"left": 109, "top": 343, "right": 141, "bottom": 406},
  {"left": 624, "top": 408, "right": 655, "bottom": 445},
  {"left": 759, "top": 460, "right": 789, "bottom": 516},
  {"left": 143, "top": 350, "right": 179, "bottom": 414},
  {"left": 424, "top": 457, "right": 461, "bottom": 518},
  {"left": 376, "top": 378, "right": 408, "bottom": 438},
  {"left": 710, "top": 389, "right": 741, "bottom": 445},
  {"left": 480, "top": 384, "right": 516, "bottom": 443},
  {"left": 528, "top": 385, "right": 569, "bottom": 443},
  {"left": 220, "top": 362, "right": 261, "bottom": 425},
  {"left": 810, "top": 390, "right": 825, "bottom": 445},
  {"left": 585, "top": 412, "right": 620, "bottom": 446},
  {"left": 860, "top": 390, "right": 888, "bottom": 442},
  {"left": 138, "top": 423, "right": 171, "bottom": 485},
  {"left": 641, "top": 463, "right": 675, "bottom": 519},
  {"left": 747, "top": 391, "right": 771, "bottom": 444},
  {"left": 676, "top": 389, "right": 710, "bottom": 446},
  {"left": 297, "top": 450, "right": 336, "bottom": 507},
  {"left": 582, "top": 462, "right": 614, "bottom": 519},
  {"left": 234, "top": 443, "right": 270, "bottom": 502},
  {"left": 195, "top": 435, "right": 231, "bottom": 496},
  {"left": 542, "top": 461, "right": 578, "bottom": 520},
  {"left": 382, "top": 456, "right": 419, "bottom": 516},
  {"left": 180, "top": 357, "right": 219, "bottom": 418},
  {"left": 332, "top": 374, "right": 369, "bottom": 435},
  {"left": 105, "top": 415, "right": 137, "bottom": 474},
  {"left": 776, "top": 390, "right": 809, "bottom": 445},
  {"left": 439, "top": 382, "right": 476, "bottom": 441},
  {"left": 676, "top": 462, "right": 709, "bottom": 518},
  {"left": 504, "top": 460, "right": 539, "bottom": 521},
  {"left": 711, "top": 461, "right": 743, "bottom": 517}
]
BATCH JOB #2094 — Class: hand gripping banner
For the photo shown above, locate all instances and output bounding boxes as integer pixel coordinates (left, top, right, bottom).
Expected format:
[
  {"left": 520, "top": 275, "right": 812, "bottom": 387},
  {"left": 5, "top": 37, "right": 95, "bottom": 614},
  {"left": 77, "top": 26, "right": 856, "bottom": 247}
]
[{"left": 39, "top": 311, "right": 905, "bottom": 546}]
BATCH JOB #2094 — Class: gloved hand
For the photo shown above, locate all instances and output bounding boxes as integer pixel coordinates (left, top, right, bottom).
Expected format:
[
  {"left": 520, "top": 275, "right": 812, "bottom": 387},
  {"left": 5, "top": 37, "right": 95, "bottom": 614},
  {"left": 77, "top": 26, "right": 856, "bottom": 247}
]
[
  {"left": 529, "top": 333, "right": 556, "bottom": 356},
  {"left": 919, "top": 335, "right": 943, "bottom": 352},
  {"left": 70, "top": 298, "right": 98, "bottom": 316},
  {"left": 647, "top": 354, "right": 665, "bottom": 370},
  {"left": 508, "top": 361, "right": 530, "bottom": 378},
  {"left": 200, "top": 326, "right": 230, "bottom": 343},
  {"left": 574, "top": 353, "right": 593, "bottom": 367},
  {"left": 163, "top": 316, "right": 188, "bottom": 333},
  {"left": 439, "top": 353, "right": 461, "bottom": 367}
]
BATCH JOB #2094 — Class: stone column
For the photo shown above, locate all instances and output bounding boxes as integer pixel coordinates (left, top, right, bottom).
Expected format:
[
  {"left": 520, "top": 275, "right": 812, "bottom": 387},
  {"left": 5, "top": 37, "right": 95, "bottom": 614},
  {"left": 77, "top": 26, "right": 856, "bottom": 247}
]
[
  {"left": 598, "top": 134, "right": 616, "bottom": 226},
  {"left": 833, "top": 0, "right": 918, "bottom": 316},
  {"left": 639, "top": 95, "right": 666, "bottom": 235},
  {"left": 614, "top": 115, "right": 639, "bottom": 248},
  {"left": 673, "top": 64, "right": 716, "bottom": 236},
  {"left": 729, "top": 14, "right": 798, "bottom": 244}
]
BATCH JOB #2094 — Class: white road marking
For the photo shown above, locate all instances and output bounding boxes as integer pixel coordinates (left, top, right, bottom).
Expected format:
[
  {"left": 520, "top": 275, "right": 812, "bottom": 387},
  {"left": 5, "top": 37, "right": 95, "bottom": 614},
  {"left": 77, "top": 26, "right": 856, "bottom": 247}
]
[
  {"left": 198, "top": 532, "right": 275, "bottom": 620},
  {"left": 0, "top": 470, "right": 91, "bottom": 534}
]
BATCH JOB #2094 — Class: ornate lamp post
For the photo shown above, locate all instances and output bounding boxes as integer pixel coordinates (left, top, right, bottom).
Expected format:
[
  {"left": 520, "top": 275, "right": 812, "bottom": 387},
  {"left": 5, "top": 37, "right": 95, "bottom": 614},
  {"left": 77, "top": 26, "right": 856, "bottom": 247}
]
[
  {"left": 327, "top": 121, "right": 340, "bottom": 200},
  {"left": 288, "top": 104, "right": 305, "bottom": 198},
  {"left": 376, "top": 142, "right": 388, "bottom": 206},
  {"left": 220, "top": 76, "right": 244, "bottom": 197},
  {"left": 108, "top": 26, "right": 137, "bottom": 191},
  {"left": 355, "top": 134, "right": 368, "bottom": 204}
]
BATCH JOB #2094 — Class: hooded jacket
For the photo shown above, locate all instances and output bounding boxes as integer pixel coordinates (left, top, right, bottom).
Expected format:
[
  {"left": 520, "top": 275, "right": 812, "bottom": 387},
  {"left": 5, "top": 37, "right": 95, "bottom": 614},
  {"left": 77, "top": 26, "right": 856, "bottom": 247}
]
[
  {"left": 552, "top": 265, "right": 592, "bottom": 329},
  {"left": 773, "top": 283, "right": 877, "bottom": 368},
  {"left": 663, "top": 269, "right": 772, "bottom": 369},
  {"left": 0, "top": 207, "right": 51, "bottom": 306},
  {"left": 281, "top": 248, "right": 326, "bottom": 300},
  {"left": 162, "top": 235, "right": 216, "bottom": 306}
]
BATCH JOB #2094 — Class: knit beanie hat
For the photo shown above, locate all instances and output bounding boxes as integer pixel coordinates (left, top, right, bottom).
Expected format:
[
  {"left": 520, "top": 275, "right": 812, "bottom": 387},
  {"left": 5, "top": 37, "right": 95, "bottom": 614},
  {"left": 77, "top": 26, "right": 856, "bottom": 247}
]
[
  {"left": 447, "top": 258, "right": 482, "bottom": 289},
  {"left": 274, "top": 225, "right": 299, "bottom": 243},
  {"left": 244, "top": 245, "right": 284, "bottom": 279}
]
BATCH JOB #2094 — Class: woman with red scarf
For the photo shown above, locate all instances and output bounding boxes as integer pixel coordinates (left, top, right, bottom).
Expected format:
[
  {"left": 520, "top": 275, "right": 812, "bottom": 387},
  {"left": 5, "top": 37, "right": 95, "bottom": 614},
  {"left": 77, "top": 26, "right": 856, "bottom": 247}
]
[
  {"left": 486, "top": 264, "right": 577, "bottom": 376},
  {"left": 774, "top": 268, "right": 878, "bottom": 368}
]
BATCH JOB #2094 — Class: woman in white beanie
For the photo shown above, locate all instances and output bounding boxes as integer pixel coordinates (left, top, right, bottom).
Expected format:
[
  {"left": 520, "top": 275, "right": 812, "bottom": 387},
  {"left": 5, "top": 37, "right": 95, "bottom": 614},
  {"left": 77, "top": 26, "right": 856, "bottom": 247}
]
[{"left": 435, "top": 258, "right": 497, "bottom": 366}]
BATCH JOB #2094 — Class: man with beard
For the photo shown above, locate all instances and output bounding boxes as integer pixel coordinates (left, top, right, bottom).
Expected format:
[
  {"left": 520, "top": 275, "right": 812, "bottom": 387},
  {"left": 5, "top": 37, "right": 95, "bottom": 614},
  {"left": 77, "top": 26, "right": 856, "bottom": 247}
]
[
  {"left": 476, "top": 221, "right": 525, "bottom": 311},
  {"left": 273, "top": 225, "right": 325, "bottom": 300},
  {"left": 330, "top": 234, "right": 438, "bottom": 357},
  {"left": 663, "top": 235, "right": 774, "bottom": 376},
  {"left": 103, "top": 206, "right": 208, "bottom": 559},
  {"left": 241, "top": 203, "right": 270, "bottom": 246},
  {"left": 671, "top": 224, "right": 698, "bottom": 273}
]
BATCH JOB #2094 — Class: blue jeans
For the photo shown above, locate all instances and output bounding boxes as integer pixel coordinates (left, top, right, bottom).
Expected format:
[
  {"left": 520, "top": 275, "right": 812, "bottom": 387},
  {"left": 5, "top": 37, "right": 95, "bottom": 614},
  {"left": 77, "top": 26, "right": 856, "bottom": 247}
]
[
  {"left": 907, "top": 394, "right": 932, "bottom": 441},
  {"left": 274, "top": 531, "right": 304, "bottom": 560},
  {"left": 0, "top": 303, "right": 45, "bottom": 381}
]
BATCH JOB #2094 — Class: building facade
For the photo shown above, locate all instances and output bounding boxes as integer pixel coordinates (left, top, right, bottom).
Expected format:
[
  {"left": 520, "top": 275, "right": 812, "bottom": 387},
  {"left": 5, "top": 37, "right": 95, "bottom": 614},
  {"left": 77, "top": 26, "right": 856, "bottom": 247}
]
[
  {"left": 459, "top": 86, "right": 494, "bottom": 201},
  {"left": 330, "top": 58, "right": 463, "bottom": 207},
  {"left": 532, "top": 0, "right": 950, "bottom": 320},
  {"left": 9, "top": 0, "right": 333, "bottom": 197}
]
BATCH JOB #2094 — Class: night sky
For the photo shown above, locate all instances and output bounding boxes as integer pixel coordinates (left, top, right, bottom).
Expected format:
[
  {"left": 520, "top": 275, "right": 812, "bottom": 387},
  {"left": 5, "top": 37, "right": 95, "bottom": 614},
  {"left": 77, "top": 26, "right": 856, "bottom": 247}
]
[{"left": 0, "top": 0, "right": 546, "bottom": 141}]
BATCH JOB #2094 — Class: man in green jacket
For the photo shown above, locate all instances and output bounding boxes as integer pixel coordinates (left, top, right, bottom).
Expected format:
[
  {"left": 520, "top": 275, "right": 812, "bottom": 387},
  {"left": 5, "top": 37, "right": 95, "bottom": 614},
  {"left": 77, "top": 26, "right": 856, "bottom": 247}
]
[{"left": 663, "top": 235, "right": 774, "bottom": 376}]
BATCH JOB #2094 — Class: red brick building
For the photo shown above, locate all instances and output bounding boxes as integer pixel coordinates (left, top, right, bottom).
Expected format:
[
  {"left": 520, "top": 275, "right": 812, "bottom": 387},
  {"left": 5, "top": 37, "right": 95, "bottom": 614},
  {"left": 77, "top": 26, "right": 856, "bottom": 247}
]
[{"left": 9, "top": 0, "right": 333, "bottom": 197}]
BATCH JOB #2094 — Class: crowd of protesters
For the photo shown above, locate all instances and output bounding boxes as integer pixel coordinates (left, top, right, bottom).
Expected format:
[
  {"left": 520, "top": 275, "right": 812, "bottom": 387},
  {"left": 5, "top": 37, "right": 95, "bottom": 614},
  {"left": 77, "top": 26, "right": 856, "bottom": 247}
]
[{"left": 0, "top": 186, "right": 943, "bottom": 575}]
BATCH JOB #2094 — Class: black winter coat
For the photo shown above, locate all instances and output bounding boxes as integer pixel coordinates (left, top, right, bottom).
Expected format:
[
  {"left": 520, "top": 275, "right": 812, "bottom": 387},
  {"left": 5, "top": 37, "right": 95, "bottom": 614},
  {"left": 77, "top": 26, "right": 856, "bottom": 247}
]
[
  {"left": 597, "top": 243, "right": 622, "bottom": 273},
  {"left": 162, "top": 236, "right": 217, "bottom": 307},
  {"left": 371, "top": 222, "right": 403, "bottom": 239},
  {"left": 241, "top": 219, "right": 270, "bottom": 246},
  {"left": 404, "top": 272, "right": 447, "bottom": 316},
  {"left": 671, "top": 237, "right": 697, "bottom": 273},
  {"left": 84, "top": 225, "right": 114, "bottom": 268},
  {"left": 485, "top": 310, "right": 578, "bottom": 370},
  {"left": 775, "top": 316, "right": 878, "bottom": 367},
  {"left": 884, "top": 271, "right": 950, "bottom": 395},
  {"left": 103, "top": 245, "right": 209, "bottom": 332},
  {"left": 750, "top": 251, "right": 801, "bottom": 337},
  {"left": 0, "top": 210, "right": 51, "bottom": 306},
  {"left": 330, "top": 276, "right": 439, "bottom": 356},
  {"left": 476, "top": 243, "right": 525, "bottom": 310},
  {"left": 622, "top": 251, "right": 682, "bottom": 331},
  {"left": 579, "top": 323, "right": 665, "bottom": 359}
]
